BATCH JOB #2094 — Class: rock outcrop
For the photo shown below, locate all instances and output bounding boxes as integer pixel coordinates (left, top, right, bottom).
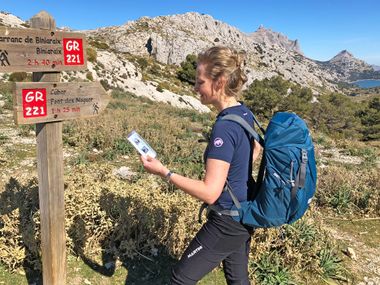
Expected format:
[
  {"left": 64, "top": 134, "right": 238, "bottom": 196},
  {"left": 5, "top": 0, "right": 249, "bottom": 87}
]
[
  {"left": 248, "top": 25, "right": 303, "bottom": 54},
  {"left": 0, "top": 11, "right": 25, "bottom": 28},
  {"left": 317, "top": 50, "right": 375, "bottom": 81}
]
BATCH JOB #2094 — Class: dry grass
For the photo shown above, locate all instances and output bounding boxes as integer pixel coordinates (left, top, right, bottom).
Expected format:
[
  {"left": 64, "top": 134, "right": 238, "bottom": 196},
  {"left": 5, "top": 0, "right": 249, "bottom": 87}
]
[{"left": 1, "top": 90, "right": 379, "bottom": 283}]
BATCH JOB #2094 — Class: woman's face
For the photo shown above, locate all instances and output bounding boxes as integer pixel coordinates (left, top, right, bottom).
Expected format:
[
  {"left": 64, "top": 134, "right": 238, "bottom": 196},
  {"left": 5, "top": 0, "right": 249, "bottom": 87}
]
[{"left": 194, "top": 63, "right": 217, "bottom": 105}]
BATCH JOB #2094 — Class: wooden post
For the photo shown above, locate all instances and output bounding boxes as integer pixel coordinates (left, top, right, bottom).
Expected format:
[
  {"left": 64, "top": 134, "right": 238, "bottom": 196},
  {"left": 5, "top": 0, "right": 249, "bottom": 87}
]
[{"left": 30, "top": 11, "right": 66, "bottom": 285}]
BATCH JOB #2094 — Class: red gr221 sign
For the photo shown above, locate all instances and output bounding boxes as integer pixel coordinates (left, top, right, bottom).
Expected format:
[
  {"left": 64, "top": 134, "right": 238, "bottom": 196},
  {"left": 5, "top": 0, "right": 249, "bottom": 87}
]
[
  {"left": 22, "top": 89, "right": 47, "bottom": 118},
  {"left": 63, "top": 39, "right": 84, "bottom": 65}
]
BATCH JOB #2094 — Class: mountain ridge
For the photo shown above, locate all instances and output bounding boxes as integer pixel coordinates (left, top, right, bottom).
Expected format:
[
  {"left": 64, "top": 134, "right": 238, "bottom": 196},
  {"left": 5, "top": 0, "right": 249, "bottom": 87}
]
[
  {"left": 1, "top": 11, "right": 378, "bottom": 105},
  {"left": 86, "top": 12, "right": 378, "bottom": 88}
]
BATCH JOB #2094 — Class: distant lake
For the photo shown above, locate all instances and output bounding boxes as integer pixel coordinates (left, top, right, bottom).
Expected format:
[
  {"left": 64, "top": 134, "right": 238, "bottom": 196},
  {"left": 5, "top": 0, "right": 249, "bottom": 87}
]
[{"left": 351, "top": 79, "right": 380, "bottom": 88}]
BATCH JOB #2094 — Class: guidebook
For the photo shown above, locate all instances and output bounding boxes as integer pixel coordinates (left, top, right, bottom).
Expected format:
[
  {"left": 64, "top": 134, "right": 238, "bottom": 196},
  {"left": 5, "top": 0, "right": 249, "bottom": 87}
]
[{"left": 127, "top": 130, "right": 157, "bottom": 158}]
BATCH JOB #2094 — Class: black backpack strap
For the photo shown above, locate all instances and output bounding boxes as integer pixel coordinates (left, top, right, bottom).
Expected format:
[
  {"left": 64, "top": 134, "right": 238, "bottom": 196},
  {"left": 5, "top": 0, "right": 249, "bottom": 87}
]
[
  {"left": 251, "top": 112, "right": 266, "bottom": 135},
  {"left": 221, "top": 114, "right": 265, "bottom": 147},
  {"left": 198, "top": 202, "right": 208, "bottom": 223},
  {"left": 224, "top": 180, "right": 242, "bottom": 210},
  {"left": 198, "top": 182, "right": 241, "bottom": 223},
  {"left": 221, "top": 113, "right": 267, "bottom": 197},
  {"left": 253, "top": 155, "right": 266, "bottom": 199},
  {"left": 291, "top": 149, "right": 308, "bottom": 199}
]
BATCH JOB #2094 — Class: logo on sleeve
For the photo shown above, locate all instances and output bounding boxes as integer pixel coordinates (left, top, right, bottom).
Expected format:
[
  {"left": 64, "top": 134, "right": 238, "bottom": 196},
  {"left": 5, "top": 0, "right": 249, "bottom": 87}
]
[{"left": 214, "top": 137, "right": 224, "bottom": 147}]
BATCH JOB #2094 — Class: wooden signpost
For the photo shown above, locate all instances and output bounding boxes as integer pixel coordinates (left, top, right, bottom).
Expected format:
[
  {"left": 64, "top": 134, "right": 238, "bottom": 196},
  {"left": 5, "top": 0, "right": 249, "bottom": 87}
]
[
  {"left": 13, "top": 82, "right": 109, "bottom": 124},
  {"left": 0, "top": 26, "right": 87, "bottom": 72},
  {"left": 5, "top": 11, "right": 109, "bottom": 285}
]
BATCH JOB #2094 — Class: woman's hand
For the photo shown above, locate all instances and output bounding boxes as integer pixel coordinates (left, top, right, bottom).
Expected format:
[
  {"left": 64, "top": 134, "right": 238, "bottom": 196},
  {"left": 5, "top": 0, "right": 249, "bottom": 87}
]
[{"left": 140, "top": 155, "right": 169, "bottom": 178}]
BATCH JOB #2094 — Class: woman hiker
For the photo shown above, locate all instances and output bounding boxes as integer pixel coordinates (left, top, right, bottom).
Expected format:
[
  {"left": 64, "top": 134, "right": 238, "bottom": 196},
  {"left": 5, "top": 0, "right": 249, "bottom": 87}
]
[{"left": 140, "top": 46, "right": 261, "bottom": 284}]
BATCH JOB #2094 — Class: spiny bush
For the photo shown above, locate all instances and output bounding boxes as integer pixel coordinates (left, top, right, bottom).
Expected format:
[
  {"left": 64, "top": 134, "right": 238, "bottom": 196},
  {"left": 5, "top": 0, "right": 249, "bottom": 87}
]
[
  {"left": 62, "top": 91, "right": 209, "bottom": 177},
  {"left": 249, "top": 216, "right": 347, "bottom": 283},
  {"left": 1, "top": 92, "right": 13, "bottom": 111},
  {"left": 136, "top": 57, "right": 148, "bottom": 71},
  {"left": 0, "top": 167, "right": 346, "bottom": 285},
  {"left": 316, "top": 165, "right": 380, "bottom": 215},
  {"left": 0, "top": 177, "right": 41, "bottom": 272},
  {"left": 252, "top": 251, "right": 295, "bottom": 284},
  {"left": 0, "top": 168, "right": 201, "bottom": 271}
]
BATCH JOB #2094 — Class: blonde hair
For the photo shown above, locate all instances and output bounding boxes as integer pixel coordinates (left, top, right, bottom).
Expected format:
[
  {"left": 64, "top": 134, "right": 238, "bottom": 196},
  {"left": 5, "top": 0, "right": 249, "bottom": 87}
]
[{"left": 197, "top": 46, "right": 248, "bottom": 98}]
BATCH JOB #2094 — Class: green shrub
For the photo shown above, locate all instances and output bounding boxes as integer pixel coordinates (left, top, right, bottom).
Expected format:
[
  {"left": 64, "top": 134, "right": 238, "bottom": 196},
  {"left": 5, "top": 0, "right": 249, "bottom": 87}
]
[
  {"left": 73, "top": 151, "right": 90, "bottom": 165},
  {"left": 329, "top": 186, "right": 352, "bottom": 213},
  {"left": 100, "top": 79, "right": 112, "bottom": 90},
  {"left": 177, "top": 54, "right": 197, "bottom": 84},
  {"left": 1, "top": 91, "right": 13, "bottom": 110},
  {"left": 318, "top": 247, "right": 347, "bottom": 280},
  {"left": 243, "top": 76, "right": 292, "bottom": 119},
  {"left": 0, "top": 134, "right": 8, "bottom": 145},
  {"left": 253, "top": 252, "right": 295, "bottom": 285},
  {"left": 18, "top": 125, "right": 35, "bottom": 137},
  {"left": 310, "top": 92, "right": 361, "bottom": 139},
  {"left": 8, "top": 72, "right": 27, "bottom": 82},
  {"left": 86, "top": 71, "right": 94, "bottom": 81},
  {"left": 242, "top": 77, "right": 369, "bottom": 140},
  {"left": 136, "top": 57, "right": 149, "bottom": 71},
  {"left": 89, "top": 40, "right": 109, "bottom": 50},
  {"left": 317, "top": 165, "right": 380, "bottom": 215},
  {"left": 107, "top": 101, "right": 128, "bottom": 110},
  {"left": 149, "top": 63, "right": 162, "bottom": 76},
  {"left": 156, "top": 83, "right": 164, "bottom": 92},
  {"left": 86, "top": 47, "right": 97, "bottom": 63},
  {"left": 357, "top": 97, "right": 380, "bottom": 140}
]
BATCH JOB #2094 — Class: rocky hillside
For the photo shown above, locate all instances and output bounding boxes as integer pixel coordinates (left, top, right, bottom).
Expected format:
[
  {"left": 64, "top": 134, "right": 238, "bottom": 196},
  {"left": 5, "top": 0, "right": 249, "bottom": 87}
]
[
  {"left": 0, "top": 11, "right": 377, "bottom": 110},
  {"left": 87, "top": 12, "right": 341, "bottom": 92},
  {"left": 86, "top": 12, "right": 378, "bottom": 90},
  {"left": 0, "top": 11, "right": 209, "bottom": 113},
  {"left": 0, "top": 11, "right": 25, "bottom": 28}
]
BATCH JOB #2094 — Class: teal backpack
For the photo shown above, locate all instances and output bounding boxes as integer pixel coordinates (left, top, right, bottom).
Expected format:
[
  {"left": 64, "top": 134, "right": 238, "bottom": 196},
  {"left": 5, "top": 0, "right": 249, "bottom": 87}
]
[{"left": 200, "top": 112, "right": 317, "bottom": 228}]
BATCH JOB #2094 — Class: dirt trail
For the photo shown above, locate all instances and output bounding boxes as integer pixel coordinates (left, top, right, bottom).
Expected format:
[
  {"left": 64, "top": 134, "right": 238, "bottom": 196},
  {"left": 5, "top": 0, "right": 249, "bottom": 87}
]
[{"left": 326, "top": 220, "right": 380, "bottom": 285}]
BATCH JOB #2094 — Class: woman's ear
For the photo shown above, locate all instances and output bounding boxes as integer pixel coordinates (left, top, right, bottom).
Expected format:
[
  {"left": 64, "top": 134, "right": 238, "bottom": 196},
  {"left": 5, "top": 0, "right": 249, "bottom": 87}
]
[{"left": 215, "top": 76, "right": 227, "bottom": 91}]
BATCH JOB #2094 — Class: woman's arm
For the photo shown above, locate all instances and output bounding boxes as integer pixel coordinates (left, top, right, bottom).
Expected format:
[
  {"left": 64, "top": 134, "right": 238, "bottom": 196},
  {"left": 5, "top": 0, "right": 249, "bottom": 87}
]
[{"left": 140, "top": 156, "right": 229, "bottom": 205}]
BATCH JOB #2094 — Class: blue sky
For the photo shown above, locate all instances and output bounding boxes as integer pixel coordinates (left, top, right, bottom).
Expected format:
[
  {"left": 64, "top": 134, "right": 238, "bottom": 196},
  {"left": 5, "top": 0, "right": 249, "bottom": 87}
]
[{"left": 2, "top": 0, "right": 380, "bottom": 65}]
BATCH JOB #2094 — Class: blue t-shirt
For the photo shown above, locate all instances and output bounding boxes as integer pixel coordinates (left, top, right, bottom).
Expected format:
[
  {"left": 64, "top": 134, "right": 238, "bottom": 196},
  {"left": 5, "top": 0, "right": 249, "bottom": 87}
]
[{"left": 204, "top": 103, "right": 255, "bottom": 209}]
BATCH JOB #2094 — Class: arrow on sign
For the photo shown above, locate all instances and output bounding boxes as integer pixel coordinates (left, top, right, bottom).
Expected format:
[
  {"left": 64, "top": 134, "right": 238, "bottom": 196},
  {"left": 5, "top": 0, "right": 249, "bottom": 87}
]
[{"left": 13, "top": 81, "right": 110, "bottom": 125}]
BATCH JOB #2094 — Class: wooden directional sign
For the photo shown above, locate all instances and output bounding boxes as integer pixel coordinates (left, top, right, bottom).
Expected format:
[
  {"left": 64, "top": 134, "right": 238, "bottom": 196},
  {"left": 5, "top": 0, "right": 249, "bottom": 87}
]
[
  {"left": 13, "top": 81, "right": 109, "bottom": 125},
  {"left": 0, "top": 26, "right": 87, "bottom": 72}
]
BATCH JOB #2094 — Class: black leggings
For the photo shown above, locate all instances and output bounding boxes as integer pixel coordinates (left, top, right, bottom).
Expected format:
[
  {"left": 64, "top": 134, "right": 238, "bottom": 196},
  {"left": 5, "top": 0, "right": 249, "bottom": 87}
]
[{"left": 171, "top": 211, "right": 252, "bottom": 285}]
